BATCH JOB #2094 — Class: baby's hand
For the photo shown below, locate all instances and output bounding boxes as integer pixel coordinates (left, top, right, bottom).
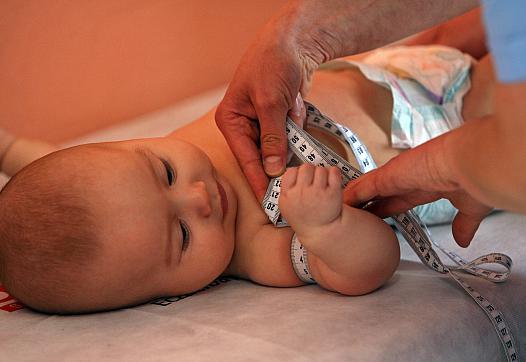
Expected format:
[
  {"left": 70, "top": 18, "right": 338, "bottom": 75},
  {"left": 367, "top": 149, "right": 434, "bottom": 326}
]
[{"left": 279, "top": 164, "right": 343, "bottom": 237}]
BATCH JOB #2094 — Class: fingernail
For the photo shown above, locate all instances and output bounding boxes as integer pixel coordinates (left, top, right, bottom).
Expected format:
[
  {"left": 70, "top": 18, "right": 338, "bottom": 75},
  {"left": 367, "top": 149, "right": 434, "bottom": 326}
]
[
  {"left": 293, "top": 93, "right": 303, "bottom": 117},
  {"left": 264, "top": 156, "right": 284, "bottom": 176},
  {"left": 461, "top": 239, "right": 471, "bottom": 248}
]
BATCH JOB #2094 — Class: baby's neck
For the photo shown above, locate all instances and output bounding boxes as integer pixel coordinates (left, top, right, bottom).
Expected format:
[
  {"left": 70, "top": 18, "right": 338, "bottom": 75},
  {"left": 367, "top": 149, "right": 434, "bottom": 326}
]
[{"left": 222, "top": 251, "right": 240, "bottom": 277}]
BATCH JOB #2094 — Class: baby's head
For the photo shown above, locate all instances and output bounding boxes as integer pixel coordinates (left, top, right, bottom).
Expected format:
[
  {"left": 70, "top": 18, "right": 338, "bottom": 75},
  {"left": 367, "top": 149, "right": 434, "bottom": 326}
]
[{"left": 0, "top": 137, "right": 236, "bottom": 314}]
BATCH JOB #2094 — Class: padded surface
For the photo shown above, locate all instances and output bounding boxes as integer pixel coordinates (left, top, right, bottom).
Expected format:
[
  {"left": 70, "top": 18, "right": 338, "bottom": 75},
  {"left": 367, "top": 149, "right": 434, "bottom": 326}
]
[{"left": 1, "top": 88, "right": 524, "bottom": 361}]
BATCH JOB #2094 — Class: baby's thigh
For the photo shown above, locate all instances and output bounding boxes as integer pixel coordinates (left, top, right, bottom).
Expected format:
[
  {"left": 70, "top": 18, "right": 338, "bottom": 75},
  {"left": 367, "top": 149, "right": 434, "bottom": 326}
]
[{"left": 305, "top": 68, "right": 401, "bottom": 166}]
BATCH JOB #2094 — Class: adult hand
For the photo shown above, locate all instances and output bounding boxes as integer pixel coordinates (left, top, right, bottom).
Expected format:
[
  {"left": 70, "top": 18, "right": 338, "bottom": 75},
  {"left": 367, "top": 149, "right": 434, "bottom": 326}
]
[
  {"left": 216, "top": 0, "right": 478, "bottom": 201},
  {"left": 343, "top": 135, "right": 492, "bottom": 248},
  {"left": 215, "top": 2, "right": 320, "bottom": 200}
]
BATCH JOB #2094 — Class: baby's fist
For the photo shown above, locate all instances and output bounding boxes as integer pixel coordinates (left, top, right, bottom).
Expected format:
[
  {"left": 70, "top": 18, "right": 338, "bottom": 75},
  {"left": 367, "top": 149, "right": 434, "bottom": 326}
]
[{"left": 279, "top": 165, "right": 343, "bottom": 234}]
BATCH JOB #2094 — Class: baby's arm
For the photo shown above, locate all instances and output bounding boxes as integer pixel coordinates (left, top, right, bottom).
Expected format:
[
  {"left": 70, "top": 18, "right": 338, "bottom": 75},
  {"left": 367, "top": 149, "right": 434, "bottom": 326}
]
[
  {"left": 279, "top": 164, "right": 400, "bottom": 295},
  {"left": 0, "top": 129, "right": 57, "bottom": 176}
]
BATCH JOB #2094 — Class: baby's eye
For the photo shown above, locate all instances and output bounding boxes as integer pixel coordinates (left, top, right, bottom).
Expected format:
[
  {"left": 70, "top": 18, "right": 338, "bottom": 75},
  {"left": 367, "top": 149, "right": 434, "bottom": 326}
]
[
  {"left": 180, "top": 221, "right": 190, "bottom": 251},
  {"left": 162, "top": 159, "right": 175, "bottom": 186}
]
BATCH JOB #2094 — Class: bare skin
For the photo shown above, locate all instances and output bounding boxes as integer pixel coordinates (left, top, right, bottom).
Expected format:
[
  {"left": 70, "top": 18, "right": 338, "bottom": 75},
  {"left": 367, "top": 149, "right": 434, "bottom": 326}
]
[
  {"left": 215, "top": 0, "right": 478, "bottom": 200},
  {"left": 0, "top": 68, "right": 401, "bottom": 313},
  {"left": 171, "top": 106, "right": 400, "bottom": 295},
  {"left": 216, "top": 1, "right": 526, "bottom": 248},
  {"left": 1, "top": 48, "right": 497, "bottom": 312},
  {"left": 305, "top": 55, "right": 495, "bottom": 168},
  {"left": 340, "top": 55, "right": 506, "bottom": 247}
]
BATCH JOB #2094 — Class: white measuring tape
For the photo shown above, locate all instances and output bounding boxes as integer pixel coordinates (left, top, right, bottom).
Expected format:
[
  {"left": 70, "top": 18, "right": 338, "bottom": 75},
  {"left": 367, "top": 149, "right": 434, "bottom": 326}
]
[
  {"left": 291, "top": 233, "right": 316, "bottom": 284},
  {"left": 262, "top": 102, "right": 518, "bottom": 361}
]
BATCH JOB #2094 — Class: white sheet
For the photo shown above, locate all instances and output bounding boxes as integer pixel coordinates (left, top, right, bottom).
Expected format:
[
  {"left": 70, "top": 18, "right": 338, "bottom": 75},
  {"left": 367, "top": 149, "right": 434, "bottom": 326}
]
[{"left": 1, "top": 87, "right": 524, "bottom": 361}]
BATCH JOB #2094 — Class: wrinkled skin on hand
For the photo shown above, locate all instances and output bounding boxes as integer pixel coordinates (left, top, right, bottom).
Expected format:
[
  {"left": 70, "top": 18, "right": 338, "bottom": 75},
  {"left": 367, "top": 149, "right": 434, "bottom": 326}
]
[{"left": 215, "top": 3, "right": 336, "bottom": 201}]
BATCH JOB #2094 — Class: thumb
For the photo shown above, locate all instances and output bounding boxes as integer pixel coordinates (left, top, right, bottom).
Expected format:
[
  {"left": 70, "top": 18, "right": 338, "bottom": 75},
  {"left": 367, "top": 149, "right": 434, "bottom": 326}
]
[
  {"left": 257, "top": 99, "right": 290, "bottom": 178},
  {"left": 451, "top": 212, "right": 483, "bottom": 248}
]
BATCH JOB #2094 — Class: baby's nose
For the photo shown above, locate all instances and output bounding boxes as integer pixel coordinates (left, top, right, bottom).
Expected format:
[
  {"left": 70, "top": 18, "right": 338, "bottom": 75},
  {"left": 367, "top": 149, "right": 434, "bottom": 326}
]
[{"left": 188, "top": 181, "right": 212, "bottom": 217}]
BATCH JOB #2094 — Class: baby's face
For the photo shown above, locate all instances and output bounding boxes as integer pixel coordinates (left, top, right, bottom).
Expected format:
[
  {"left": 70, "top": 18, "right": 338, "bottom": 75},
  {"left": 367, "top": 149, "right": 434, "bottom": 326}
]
[{"left": 70, "top": 137, "right": 237, "bottom": 309}]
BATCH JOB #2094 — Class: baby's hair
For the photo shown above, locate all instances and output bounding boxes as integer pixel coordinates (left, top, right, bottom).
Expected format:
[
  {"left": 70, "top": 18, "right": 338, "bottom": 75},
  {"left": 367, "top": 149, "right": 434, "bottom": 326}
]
[{"left": 0, "top": 151, "right": 99, "bottom": 314}]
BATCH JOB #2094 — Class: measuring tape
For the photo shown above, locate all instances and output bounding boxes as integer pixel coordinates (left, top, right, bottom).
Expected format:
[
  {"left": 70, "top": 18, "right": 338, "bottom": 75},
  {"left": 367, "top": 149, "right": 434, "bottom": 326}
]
[{"left": 262, "top": 102, "right": 518, "bottom": 361}]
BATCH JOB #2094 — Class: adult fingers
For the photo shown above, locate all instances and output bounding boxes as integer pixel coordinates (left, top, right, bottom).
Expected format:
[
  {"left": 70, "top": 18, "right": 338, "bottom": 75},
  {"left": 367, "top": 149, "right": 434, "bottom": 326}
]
[
  {"left": 362, "top": 190, "right": 442, "bottom": 218},
  {"left": 449, "top": 196, "right": 492, "bottom": 247},
  {"left": 364, "top": 197, "right": 415, "bottom": 219},
  {"left": 215, "top": 109, "right": 269, "bottom": 201},
  {"left": 343, "top": 159, "right": 405, "bottom": 207},
  {"left": 255, "top": 94, "right": 291, "bottom": 178},
  {"left": 343, "top": 171, "right": 382, "bottom": 207},
  {"left": 451, "top": 212, "right": 485, "bottom": 248},
  {"left": 344, "top": 138, "right": 455, "bottom": 207}
]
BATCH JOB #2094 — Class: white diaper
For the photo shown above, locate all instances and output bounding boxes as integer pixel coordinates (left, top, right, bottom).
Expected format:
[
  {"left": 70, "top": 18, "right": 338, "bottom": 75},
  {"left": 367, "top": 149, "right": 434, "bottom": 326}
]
[{"left": 354, "top": 45, "right": 473, "bottom": 148}]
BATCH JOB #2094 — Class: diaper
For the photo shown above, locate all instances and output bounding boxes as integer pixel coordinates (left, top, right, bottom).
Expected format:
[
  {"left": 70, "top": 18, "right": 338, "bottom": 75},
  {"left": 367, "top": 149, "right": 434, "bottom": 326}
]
[
  {"left": 353, "top": 45, "right": 473, "bottom": 149},
  {"left": 322, "top": 45, "right": 474, "bottom": 225},
  {"left": 412, "top": 198, "right": 457, "bottom": 226}
]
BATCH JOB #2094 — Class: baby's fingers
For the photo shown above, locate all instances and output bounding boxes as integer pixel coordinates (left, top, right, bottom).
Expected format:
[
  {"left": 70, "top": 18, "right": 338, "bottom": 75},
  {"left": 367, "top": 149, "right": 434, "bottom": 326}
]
[
  {"left": 297, "top": 164, "right": 315, "bottom": 185},
  {"left": 328, "top": 167, "right": 342, "bottom": 188},
  {"left": 313, "top": 166, "right": 329, "bottom": 188},
  {"left": 281, "top": 167, "right": 299, "bottom": 190}
]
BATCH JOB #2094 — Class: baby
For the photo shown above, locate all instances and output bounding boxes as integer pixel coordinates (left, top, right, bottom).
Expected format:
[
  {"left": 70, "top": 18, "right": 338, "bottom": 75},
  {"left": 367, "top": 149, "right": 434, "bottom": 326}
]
[{"left": 0, "top": 45, "right": 494, "bottom": 314}]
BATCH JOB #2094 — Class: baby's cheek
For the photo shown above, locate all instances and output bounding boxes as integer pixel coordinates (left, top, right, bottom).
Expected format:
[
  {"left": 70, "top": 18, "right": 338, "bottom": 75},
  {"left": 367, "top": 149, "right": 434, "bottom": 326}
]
[{"left": 202, "top": 232, "right": 233, "bottom": 267}]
